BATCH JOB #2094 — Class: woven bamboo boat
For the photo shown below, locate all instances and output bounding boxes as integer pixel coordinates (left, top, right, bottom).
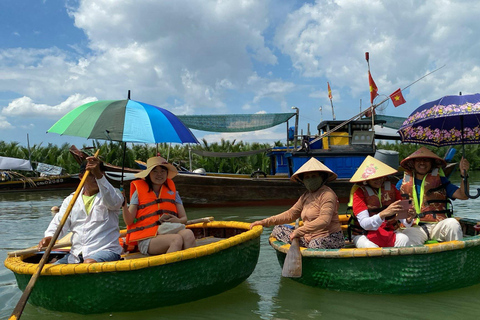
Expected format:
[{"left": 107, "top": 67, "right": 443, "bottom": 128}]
[
  {"left": 5, "top": 221, "right": 262, "bottom": 314},
  {"left": 270, "top": 218, "right": 480, "bottom": 294}
]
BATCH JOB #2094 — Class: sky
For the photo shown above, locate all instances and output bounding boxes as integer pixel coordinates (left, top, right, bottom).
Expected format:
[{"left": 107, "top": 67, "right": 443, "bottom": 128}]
[{"left": 1, "top": 0, "right": 480, "bottom": 149}]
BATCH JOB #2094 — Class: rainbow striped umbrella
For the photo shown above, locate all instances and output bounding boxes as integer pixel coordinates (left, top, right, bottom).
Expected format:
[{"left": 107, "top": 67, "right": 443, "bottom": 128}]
[{"left": 48, "top": 99, "right": 198, "bottom": 144}]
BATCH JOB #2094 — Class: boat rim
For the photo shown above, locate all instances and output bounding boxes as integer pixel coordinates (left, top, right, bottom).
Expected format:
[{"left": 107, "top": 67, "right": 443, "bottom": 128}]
[
  {"left": 269, "top": 234, "right": 480, "bottom": 258},
  {"left": 5, "top": 221, "right": 262, "bottom": 276}
]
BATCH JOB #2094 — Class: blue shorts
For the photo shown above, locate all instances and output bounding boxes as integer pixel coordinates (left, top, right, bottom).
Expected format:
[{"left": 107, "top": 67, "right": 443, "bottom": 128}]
[{"left": 54, "top": 250, "right": 121, "bottom": 264}]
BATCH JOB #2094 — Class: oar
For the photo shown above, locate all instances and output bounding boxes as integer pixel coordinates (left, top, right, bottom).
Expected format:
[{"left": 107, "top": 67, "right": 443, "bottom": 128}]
[
  {"left": 282, "top": 218, "right": 302, "bottom": 278},
  {"left": 9, "top": 149, "right": 100, "bottom": 320},
  {"left": 186, "top": 217, "right": 214, "bottom": 224},
  {"left": 10, "top": 218, "right": 215, "bottom": 258},
  {"left": 8, "top": 243, "right": 72, "bottom": 257}
]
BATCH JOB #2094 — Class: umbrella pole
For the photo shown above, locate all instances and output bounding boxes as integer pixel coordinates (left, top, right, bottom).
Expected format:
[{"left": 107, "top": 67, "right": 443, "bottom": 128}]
[
  {"left": 121, "top": 142, "right": 126, "bottom": 191},
  {"left": 460, "top": 116, "right": 480, "bottom": 199}
]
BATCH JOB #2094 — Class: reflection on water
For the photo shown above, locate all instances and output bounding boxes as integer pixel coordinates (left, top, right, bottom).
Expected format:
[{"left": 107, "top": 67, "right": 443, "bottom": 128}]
[{"left": 1, "top": 176, "right": 480, "bottom": 319}]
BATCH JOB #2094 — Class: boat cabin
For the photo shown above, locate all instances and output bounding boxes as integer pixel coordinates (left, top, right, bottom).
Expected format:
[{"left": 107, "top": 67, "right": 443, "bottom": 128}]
[{"left": 268, "top": 119, "right": 387, "bottom": 179}]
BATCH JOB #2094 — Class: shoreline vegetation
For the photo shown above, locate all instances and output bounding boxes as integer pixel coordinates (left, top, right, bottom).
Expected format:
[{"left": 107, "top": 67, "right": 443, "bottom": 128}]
[{"left": 0, "top": 140, "right": 478, "bottom": 176}]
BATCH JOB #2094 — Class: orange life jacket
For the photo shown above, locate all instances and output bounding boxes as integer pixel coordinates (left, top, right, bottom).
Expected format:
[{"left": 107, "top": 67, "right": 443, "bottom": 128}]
[
  {"left": 125, "top": 179, "right": 178, "bottom": 245},
  {"left": 349, "top": 181, "right": 398, "bottom": 247},
  {"left": 400, "top": 168, "right": 451, "bottom": 223}
]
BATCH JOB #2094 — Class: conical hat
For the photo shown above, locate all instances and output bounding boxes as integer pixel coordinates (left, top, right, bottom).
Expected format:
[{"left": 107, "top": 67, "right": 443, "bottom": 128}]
[
  {"left": 350, "top": 156, "right": 398, "bottom": 183},
  {"left": 290, "top": 157, "right": 337, "bottom": 183},
  {"left": 400, "top": 147, "right": 446, "bottom": 171}
]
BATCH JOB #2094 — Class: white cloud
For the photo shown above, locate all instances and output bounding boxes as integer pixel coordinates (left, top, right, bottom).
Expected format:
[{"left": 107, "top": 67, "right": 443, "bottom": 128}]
[
  {"left": 4, "top": 0, "right": 480, "bottom": 146},
  {"left": 0, "top": 115, "right": 14, "bottom": 129},
  {"left": 247, "top": 73, "right": 295, "bottom": 104},
  {"left": 274, "top": 0, "right": 480, "bottom": 101},
  {"left": 2, "top": 94, "right": 97, "bottom": 118},
  {"left": 202, "top": 127, "right": 286, "bottom": 144}
]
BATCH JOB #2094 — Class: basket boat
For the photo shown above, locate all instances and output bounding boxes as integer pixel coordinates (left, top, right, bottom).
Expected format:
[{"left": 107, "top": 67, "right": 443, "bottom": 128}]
[
  {"left": 5, "top": 221, "right": 262, "bottom": 314},
  {"left": 269, "top": 217, "right": 480, "bottom": 294}
]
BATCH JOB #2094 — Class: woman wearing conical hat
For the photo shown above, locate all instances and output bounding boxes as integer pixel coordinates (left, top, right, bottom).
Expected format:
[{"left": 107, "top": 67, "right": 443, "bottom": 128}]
[
  {"left": 395, "top": 147, "right": 470, "bottom": 246},
  {"left": 349, "top": 156, "right": 413, "bottom": 248},
  {"left": 250, "top": 158, "right": 345, "bottom": 249}
]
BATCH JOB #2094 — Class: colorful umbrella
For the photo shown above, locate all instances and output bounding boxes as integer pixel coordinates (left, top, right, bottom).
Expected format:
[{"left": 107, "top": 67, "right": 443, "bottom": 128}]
[
  {"left": 398, "top": 93, "right": 480, "bottom": 198},
  {"left": 48, "top": 99, "right": 198, "bottom": 144},
  {"left": 398, "top": 93, "right": 480, "bottom": 147},
  {"left": 48, "top": 97, "right": 198, "bottom": 187}
]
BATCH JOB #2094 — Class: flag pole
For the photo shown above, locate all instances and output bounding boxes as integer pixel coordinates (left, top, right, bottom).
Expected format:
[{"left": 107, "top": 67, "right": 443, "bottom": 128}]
[
  {"left": 307, "top": 65, "right": 445, "bottom": 147},
  {"left": 330, "top": 99, "right": 336, "bottom": 120},
  {"left": 327, "top": 82, "right": 336, "bottom": 120},
  {"left": 365, "top": 52, "right": 375, "bottom": 130}
]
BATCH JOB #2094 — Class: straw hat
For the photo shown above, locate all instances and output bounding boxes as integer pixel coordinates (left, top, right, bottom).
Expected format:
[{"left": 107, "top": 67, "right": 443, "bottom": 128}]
[
  {"left": 134, "top": 156, "right": 178, "bottom": 180},
  {"left": 400, "top": 147, "right": 446, "bottom": 171},
  {"left": 350, "top": 155, "right": 398, "bottom": 183},
  {"left": 290, "top": 157, "right": 337, "bottom": 183}
]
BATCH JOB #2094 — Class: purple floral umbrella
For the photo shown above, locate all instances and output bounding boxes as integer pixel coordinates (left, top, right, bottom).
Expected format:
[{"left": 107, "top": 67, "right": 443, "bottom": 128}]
[{"left": 398, "top": 93, "right": 480, "bottom": 198}]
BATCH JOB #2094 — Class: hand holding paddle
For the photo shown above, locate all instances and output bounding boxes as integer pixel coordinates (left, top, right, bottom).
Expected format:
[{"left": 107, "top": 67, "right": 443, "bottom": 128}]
[
  {"left": 282, "top": 218, "right": 302, "bottom": 278},
  {"left": 9, "top": 150, "right": 100, "bottom": 320}
]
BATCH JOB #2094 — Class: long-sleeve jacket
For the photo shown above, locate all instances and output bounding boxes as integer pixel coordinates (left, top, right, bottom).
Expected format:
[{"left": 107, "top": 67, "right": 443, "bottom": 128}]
[
  {"left": 261, "top": 185, "right": 341, "bottom": 242},
  {"left": 45, "top": 176, "right": 123, "bottom": 263}
]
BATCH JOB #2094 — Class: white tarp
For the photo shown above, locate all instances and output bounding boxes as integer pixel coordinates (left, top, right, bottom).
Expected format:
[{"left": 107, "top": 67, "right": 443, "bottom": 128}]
[
  {"left": 0, "top": 156, "right": 33, "bottom": 171},
  {"left": 36, "top": 162, "right": 63, "bottom": 176}
]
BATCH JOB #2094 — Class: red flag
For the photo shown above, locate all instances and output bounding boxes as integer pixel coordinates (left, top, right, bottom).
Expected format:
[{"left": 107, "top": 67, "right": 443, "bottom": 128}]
[
  {"left": 390, "top": 88, "right": 406, "bottom": 107},
  {"left": 328, "top": 82, "right": 332, "bottom": 100},
  {"left": 368, "top": 71, "right": 378, "bottom": 104}
]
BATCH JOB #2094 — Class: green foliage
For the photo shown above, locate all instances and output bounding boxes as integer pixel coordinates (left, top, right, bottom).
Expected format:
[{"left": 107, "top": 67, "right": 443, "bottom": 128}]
[
  {"left": 2, "top": 139, "right": 477, "bottom": 176},
  {"left": 0, "top": 139, "right": 277, "bottom": 175}
]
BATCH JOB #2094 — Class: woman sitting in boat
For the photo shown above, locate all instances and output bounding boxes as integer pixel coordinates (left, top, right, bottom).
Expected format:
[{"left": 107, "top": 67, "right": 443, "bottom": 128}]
[
  {"left": 395, "top": 147, "right": 470, "bottom": 246},
  {"left": 122, "top": 156, "right": 196, "bottom": 255},
  {"left": 349, "top": 156, "right": 413, "bottom": 248},
  {"left": 250, "top": 157, "right": 345, "bottom": 249}
]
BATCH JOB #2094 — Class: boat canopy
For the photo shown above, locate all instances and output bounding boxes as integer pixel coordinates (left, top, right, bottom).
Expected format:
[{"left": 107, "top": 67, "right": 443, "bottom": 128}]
[
  {"left": 177, "top": 113, "right": 296, "bottom": 132},
  {"left": 191, "top": 148, "right": 269, "bottom": 158},
  {"left": 0, "top": 156, "right": 33, "bottom": 171},
  {"left": 364, "top": 115, "right": 407, "bottom": 130}
]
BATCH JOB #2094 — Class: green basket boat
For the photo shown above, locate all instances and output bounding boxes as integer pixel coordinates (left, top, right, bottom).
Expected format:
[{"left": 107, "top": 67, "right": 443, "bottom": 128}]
[
  {"left": 5, "top": 221, "right": 262, "bottom": 314},
  {"left": 270, "top": 218, "right": 480, "bottom": 294}
]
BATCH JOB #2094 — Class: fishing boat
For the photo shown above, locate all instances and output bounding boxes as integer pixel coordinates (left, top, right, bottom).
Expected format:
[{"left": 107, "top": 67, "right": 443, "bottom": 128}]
[
  {"left": 69, "top": 113, "right": 408, "bottom": 206},
  {"left": 269, "top": 217, "right": 480, "bottom": 294},
  {"left": 4, "top": 221, "right": 262, "bottom": 314},
  {"left": 0, "top": 156, "right": 78, "bottom": 193}
]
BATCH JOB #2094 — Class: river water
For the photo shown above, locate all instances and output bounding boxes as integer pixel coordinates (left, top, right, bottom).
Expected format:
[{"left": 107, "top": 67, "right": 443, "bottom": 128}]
[{"left": 1, "top": 173, "right": 480, "bottom": 320}]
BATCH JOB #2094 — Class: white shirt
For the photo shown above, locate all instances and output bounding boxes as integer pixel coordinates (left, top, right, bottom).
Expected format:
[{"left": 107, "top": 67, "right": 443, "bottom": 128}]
[
  {"left": 356, "top": 210, "right": 413, "bottom": 230},
  {"left": 45, "top": 176, "right": 123, "bottom": 263}
]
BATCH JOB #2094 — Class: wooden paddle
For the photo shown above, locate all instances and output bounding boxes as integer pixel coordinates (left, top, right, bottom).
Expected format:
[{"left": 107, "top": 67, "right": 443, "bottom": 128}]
[
  {"left": 9, "top": 150, "right": 100, "bottom": 320},
  {"left": 281, "top": 218, "right": 302, "bottom": 278},
  {"left": 8, "top": 242, "right": 72, "bottom": 257}
]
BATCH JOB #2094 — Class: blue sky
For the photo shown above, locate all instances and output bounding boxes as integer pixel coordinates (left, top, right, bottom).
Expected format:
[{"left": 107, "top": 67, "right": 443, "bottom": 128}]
[{"left": 1, "top": 0, "right": 480, "bottom": 149}]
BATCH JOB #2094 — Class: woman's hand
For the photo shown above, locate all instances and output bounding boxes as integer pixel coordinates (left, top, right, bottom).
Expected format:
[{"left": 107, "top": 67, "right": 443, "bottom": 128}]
[
  {"left": 459, "top": 157, "right": 470, "bottom": 175},
  {"left": 85, "top": 156, "right": 103, "bottom": 179},
  {"left": 249, "top": 220, "right": 265, "bottom": 229},
  {"left": 406, "top": 208, "right": 416, "bottom": 224},
  {"left": 379, "top": 200, "right": 403, "bottom": 220},
  {"left": 38, "top": 236, "right": 52, "bottom": 251},
  {"left": 289, "top": 230, "right": 300, "bottom": 241},
  {"left": 160, "top": 214, "right": 181, "bottom": 223}
]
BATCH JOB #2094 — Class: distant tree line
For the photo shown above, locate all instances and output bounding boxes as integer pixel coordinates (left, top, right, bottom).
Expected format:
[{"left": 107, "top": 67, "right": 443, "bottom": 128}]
[
  {"left": 0, "top": 139, "right": 283, "bottom": 175},
  {"left": 0, "top": 139, "right": 477, "bottom": 176}
]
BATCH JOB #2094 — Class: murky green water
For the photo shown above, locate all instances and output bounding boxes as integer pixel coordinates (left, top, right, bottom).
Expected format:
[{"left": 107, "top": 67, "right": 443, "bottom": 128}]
[{"left": 1, "top": 173, "right": 480, "bottom": 319}]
